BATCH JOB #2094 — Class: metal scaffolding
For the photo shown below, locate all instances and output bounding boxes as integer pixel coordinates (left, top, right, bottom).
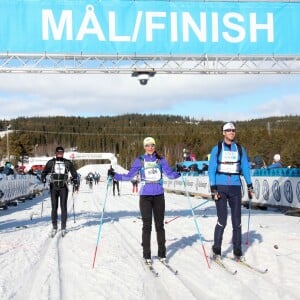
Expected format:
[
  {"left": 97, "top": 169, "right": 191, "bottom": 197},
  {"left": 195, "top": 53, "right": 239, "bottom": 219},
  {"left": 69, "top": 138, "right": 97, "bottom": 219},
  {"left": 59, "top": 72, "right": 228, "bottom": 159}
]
[{"left": 1, "top": 53, "right": 300, "bottom": 75}]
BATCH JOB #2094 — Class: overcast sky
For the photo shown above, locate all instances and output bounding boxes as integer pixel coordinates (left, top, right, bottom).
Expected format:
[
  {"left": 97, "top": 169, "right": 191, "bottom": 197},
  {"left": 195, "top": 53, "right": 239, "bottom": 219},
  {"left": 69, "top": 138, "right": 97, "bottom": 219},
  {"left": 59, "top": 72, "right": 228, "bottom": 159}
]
[{"left": 0, "top": 73, "right": 299, "bottom": 121}]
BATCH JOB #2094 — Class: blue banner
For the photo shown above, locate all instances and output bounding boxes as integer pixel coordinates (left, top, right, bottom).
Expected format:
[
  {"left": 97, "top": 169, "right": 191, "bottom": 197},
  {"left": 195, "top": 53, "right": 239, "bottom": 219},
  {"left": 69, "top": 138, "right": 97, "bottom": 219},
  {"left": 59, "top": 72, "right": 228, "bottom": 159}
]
[{"left": 0, "top": 0, "right": 299, "bottom": 55}]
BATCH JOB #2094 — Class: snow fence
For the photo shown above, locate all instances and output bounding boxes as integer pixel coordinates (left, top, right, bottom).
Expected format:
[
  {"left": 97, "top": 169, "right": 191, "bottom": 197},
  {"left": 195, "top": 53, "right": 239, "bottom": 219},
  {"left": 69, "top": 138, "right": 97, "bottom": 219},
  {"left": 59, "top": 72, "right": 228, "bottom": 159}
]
[
  {"left": 164, "top": 169, "right": 300, "bottom": 210},
  {"left": 0, "top": 174, "right": 44, "bottom": 209}
]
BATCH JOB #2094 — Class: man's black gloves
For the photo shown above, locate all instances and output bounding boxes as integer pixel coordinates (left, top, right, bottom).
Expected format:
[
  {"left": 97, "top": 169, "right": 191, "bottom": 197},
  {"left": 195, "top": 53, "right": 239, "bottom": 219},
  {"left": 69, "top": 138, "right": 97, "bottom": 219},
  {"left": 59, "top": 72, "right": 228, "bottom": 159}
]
[
  {"left": 247, "top": 183, "right": 254, "bottom": 199},
  {"left": 73, "top": 179, "right": 79, "bottom": 192},
  {"left": 74, "top": 183, "right": 79, "bottom": 192},
  {"left": 210, "top": 185, "right": 220, "bottom": 200}
]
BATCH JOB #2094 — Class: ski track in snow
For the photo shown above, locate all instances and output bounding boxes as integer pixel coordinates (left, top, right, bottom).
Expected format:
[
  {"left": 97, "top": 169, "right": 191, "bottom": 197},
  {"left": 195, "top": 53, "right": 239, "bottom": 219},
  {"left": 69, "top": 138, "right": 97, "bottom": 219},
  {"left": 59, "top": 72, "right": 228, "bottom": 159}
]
[
  {"left": 111, "top": 207, "right": 195, "bottom": 299},
  {"left": 1, "top": 164, "right": 300, "bottom": 300},
  {"left": 16, "top": 211, "right": 67, "bottom": 299}
]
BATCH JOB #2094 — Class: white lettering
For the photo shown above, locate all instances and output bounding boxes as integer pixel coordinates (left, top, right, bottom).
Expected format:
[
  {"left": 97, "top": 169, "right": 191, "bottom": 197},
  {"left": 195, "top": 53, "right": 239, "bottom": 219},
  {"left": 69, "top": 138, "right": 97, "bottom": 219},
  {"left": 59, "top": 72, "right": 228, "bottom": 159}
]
[
  {"left": 211, "top": 12, "right": 219, "bottom": 42},
  {"left": 109, "top": 12, "right": 130, "bottom": 42},
  {"left": 170, "top": 12, "right": 178, "bottom": 42},
  {"left": 41, "top": 8, "right": 274, "bottom": 46},
  {"left": 42, "top": 9, "right": 73, "bottom": 40},
  {"left": 182, "top": 12, "right": 206, "bottom": 42},
  {"left": 76, "top": 5, "right": 105, "bottom": 41},
  {"left": 250, "top": 12, "right": 274, "bottom": 42},
  {"left": 223, "top": 13, "right": 245, "bottom": 43},
  {"left": 132, "top": 11, "right": 143, "bottom": 42},
  {"left": 145, "top": 12, "right": 166, "bottom": 42}
]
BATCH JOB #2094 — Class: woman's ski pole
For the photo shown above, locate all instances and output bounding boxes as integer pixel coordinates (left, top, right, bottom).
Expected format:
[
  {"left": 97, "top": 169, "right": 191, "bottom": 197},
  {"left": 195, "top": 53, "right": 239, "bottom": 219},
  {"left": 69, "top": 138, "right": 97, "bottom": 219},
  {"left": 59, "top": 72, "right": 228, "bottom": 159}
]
[
  {"left": 92, "top": 177, "right": 112, "bottom": 269},
  {"left": 165, "top": 215, "right": 180, "bottom": 224},
  {"left": 182, "top": 176, "right": 210, "bottom": 268}
]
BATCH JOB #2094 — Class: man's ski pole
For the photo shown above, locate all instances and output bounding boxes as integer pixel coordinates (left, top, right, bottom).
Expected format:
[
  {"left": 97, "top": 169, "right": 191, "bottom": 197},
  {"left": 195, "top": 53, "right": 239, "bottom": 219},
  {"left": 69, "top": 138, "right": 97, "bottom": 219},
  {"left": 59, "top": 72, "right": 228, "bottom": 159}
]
[
  {"left": 41, "top": 199, "right": 44, "bottom": 217},
  {"left": 182, "top": 176, "right": 210, "bottom": 268},
  {"left": 72, "top": 189, "right": 76, "bottom": 223},
  {"left": 165, "top": 199, "right": 211, "bottom": 225},
  {"left": 92, "top": 177, "right": 112, "bottom": 269},
  {"left": 41, "top": 182, "right": 46, "bottom": 217},
  {"left": 245, "top": 195, "right": 253, "bottom": 245}
]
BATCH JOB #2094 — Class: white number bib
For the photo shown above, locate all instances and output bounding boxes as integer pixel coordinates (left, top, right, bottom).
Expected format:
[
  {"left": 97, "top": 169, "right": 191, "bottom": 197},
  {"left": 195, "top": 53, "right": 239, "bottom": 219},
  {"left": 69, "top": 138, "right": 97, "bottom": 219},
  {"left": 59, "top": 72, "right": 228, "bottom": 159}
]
[
  {"left": 144, "top": 161, "right": 162, "bottom": 182},
  {"left": 222, "top": 151, "right": 238, "bottom": 162},
  {"left": 54, "top": 161, "right": 66, "bottom": 174},
  {"left": 218, "top": 151, "right": 240, "bottom": 174},
  {"left": 218, "top": 163, "right": 240, "bottom": 174}
]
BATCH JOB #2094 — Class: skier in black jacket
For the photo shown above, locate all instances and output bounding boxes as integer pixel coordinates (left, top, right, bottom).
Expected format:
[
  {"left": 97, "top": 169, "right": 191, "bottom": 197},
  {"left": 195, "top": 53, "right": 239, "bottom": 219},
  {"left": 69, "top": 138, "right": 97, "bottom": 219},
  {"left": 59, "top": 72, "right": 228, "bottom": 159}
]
[
  {"left": 41, "top": 146, "right": 79, "bottom": 236},
  {"left": 107, "top": 165, "right": 120, "bottom": 196}
]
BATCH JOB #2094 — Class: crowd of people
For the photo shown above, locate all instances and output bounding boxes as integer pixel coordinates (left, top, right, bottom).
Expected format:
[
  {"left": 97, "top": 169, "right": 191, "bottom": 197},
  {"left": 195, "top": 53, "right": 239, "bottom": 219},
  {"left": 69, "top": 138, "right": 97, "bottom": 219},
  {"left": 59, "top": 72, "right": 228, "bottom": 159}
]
[
  {"left": 85, "top": 171, "right": 100, "bottom": 187},
  {"left": 250, "top": 153, "right": 284, "bottom": 169}
]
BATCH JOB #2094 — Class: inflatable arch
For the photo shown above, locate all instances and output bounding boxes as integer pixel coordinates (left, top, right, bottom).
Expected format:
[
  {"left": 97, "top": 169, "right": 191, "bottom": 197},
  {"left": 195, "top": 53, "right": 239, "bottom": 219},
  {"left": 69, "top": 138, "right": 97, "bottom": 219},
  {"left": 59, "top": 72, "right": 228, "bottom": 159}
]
[{"left": 26, "top": 152, "right": 117, "bottom": 171}]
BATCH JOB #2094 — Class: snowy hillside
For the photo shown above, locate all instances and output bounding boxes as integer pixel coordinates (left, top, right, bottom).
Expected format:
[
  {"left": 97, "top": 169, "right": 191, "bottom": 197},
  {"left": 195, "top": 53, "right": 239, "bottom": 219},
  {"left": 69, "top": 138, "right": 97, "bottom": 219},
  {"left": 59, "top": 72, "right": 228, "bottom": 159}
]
[{"left": 0, "top": 164, "right": 299, "bottom": 300}]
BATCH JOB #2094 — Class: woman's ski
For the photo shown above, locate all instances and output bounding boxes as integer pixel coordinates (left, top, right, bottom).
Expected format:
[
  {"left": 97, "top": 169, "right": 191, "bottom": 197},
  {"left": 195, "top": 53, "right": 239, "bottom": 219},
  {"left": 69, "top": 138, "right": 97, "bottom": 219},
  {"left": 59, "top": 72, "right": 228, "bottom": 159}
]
[
  {"left": 144, "top": 260, "right": 159, "bottom": 277},
  {"left": 157, "top": 258, "right": 178, "bottom": 275},
  {"left": 212, "top": 256, "right": 237, "bottom": 275}
]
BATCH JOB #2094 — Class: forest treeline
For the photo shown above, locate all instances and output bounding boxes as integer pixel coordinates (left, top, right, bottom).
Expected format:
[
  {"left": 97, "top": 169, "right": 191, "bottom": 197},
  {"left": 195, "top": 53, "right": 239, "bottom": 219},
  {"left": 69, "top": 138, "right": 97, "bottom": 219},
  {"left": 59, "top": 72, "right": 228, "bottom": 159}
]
[{"left": 0, "top": 114, "right": 299, "bottom": 169}]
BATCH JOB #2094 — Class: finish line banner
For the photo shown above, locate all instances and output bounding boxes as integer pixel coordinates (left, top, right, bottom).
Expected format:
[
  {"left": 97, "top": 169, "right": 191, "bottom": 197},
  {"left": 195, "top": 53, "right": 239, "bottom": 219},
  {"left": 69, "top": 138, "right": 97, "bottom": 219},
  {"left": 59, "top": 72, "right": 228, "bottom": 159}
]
[{"left": 1, "top": 0, "right": 300, "bottom": 55}]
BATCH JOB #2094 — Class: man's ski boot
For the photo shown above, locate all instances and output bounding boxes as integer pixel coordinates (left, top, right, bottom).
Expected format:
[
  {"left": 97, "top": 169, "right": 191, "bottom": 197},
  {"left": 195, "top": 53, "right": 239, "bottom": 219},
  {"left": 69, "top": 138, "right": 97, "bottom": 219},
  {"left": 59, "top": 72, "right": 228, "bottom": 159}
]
[
  {"left": 233, "top": 248, "right": 243, "bottom": 261},
  {"left": 211, "top": 246, "right": 222, "bottom": 260}
]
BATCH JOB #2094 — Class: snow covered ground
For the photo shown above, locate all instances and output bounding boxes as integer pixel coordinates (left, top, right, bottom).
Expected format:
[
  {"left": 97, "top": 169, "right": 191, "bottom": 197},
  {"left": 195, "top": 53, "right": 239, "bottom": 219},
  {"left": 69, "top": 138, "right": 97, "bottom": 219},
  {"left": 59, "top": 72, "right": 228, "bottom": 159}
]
[{"left": 0, "top": 164, "right": 300, "bottom": 300}]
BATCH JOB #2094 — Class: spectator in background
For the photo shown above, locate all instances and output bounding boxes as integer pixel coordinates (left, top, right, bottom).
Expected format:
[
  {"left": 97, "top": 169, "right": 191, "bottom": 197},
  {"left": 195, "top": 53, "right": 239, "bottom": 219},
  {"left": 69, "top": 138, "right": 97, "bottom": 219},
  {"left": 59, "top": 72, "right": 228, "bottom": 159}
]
[
  {"left": 86, "top": 172, "right": 94, "bottom": 185},
  {"left": 267, "top": 154, "right": 283, "bottom": 169},
  {"left": 2, "top": 162, "right": 14, "bottom": 176},
  {"left": 202, "top": 163, "right": 209, "bottom": 172},
  {"left": 17, "top": 165, "right": 26, "bottom": 175},
  {"left": 108, "top": 165, "right": 120, "bottom": 196},
  {"left": 252, "top": 155, "right": 265, "bottom": 169},
  {"left": 94, "top": 172, "right": 100, "bottom": 184}
]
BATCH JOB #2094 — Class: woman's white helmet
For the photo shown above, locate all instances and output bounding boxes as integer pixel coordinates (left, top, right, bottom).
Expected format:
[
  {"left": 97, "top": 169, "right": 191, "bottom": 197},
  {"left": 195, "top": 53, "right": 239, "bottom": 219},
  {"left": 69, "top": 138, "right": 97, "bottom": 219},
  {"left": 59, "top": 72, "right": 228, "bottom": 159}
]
[{"left": 273, "top": 154, "right": 281, "bottom": 162}]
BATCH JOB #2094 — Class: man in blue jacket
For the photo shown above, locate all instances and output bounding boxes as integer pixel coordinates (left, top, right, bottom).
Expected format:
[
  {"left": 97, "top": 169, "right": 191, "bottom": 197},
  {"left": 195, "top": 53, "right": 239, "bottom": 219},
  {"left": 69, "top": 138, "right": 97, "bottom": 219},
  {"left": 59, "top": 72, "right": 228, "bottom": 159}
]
[{"left": 208, "top": 122, "right": 253, "bottom": 259}]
